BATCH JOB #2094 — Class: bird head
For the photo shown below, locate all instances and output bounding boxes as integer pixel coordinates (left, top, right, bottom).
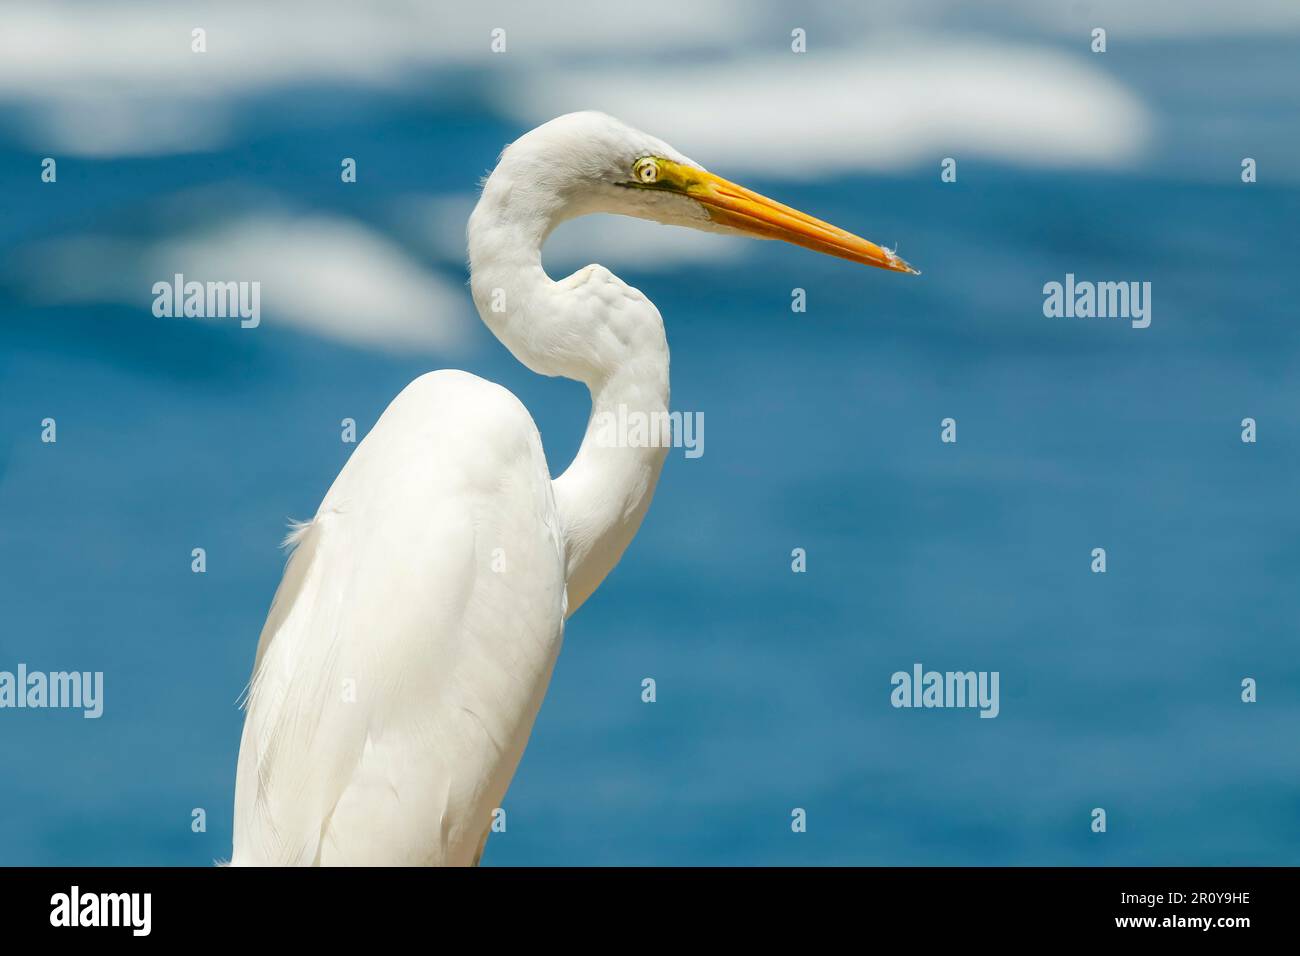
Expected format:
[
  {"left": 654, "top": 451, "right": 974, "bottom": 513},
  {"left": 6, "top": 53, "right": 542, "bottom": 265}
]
[{"left": 502, "top": 111, "right": 918, "bottom": 275}]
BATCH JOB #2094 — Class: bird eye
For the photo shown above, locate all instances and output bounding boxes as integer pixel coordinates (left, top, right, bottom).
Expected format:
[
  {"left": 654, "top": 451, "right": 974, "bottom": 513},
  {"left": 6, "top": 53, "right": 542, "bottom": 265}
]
[{"left": 633, "top": 158, "right": 659, "bottom": 184}]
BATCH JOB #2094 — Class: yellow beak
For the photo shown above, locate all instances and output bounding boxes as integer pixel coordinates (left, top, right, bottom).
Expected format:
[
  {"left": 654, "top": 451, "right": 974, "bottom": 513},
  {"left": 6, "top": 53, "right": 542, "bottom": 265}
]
[{"left": 648, "top": 160, "right": 918, "bottom": 275}]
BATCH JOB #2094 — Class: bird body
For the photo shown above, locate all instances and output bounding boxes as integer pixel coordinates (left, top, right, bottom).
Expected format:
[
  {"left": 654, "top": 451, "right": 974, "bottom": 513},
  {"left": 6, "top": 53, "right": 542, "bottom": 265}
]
[
  {"left": 232, "top": 112, "right": 914, "bottom": 866},
  {"left": 234, "top": 371, "right": 565, "bottom": 865}
]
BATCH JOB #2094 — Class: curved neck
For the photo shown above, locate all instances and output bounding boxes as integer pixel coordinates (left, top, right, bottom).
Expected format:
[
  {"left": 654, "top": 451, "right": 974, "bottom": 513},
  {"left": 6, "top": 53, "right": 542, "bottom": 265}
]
[
  {"left": 468, "top": 178, "right": 670, "bottom": 617},
  {"left": 552, "top": 357, "right": 669, "bottom": 615}
]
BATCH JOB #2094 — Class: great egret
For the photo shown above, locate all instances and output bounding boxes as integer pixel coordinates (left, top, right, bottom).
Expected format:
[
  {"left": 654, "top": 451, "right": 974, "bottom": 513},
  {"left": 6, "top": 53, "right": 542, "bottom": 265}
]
[{"left": 231, "top": 111, "right": 916, "bottom": 866}]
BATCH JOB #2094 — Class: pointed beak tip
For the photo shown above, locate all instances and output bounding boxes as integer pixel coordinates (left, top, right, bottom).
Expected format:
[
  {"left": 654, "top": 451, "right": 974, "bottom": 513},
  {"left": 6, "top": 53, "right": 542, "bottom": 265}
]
[{"left": 879, "top": 254, "right": 920, "bottom": 276}]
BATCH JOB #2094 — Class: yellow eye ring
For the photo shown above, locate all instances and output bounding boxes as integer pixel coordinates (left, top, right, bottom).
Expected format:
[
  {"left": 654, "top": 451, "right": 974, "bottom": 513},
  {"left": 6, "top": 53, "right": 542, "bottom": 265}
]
[{"left": 633, "top": 158, "right": 659, "bottom": 184}]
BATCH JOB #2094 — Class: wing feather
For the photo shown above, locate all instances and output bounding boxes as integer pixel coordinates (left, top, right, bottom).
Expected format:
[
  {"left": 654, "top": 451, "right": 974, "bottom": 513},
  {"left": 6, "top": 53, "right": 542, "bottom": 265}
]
[{"left": 232, "top": 370, "right": 565, "bottom": 866}]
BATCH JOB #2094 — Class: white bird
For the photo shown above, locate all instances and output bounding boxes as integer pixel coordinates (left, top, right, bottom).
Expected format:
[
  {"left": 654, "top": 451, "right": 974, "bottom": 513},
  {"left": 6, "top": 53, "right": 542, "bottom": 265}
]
[{"left": 231, "top": 111, "right": 916, "bottom": 866}]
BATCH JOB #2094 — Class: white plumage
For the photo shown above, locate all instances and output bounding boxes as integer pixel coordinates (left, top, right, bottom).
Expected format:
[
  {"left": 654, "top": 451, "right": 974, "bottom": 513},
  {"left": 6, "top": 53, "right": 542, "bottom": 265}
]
[
  {"left": 234, "top": 372, "right": 564, "bottom": 865},
  {"left": 231, "top": 112, "right": 914, "bottom": 866}
]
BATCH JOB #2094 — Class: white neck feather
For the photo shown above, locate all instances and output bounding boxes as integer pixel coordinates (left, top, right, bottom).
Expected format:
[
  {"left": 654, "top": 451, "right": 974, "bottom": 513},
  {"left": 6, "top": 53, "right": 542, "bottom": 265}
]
[{"left": 468, "top": 171, "right": 670, "bottom": 616}]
